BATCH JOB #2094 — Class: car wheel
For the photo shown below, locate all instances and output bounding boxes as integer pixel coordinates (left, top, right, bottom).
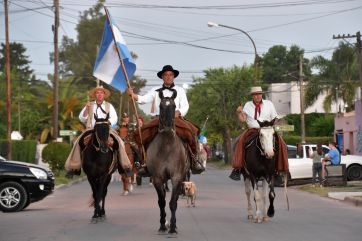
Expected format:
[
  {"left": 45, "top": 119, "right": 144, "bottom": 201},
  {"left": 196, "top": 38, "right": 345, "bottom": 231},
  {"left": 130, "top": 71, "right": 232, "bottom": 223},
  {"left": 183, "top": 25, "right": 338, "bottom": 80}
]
[
  {"left": 23, "top": 197, "right": 31, "bottom": 210},
  {"left": 346, "top": 165, "right": 362, "bottom": 181},
  {"left": 0, "top": 181, "right": 28, "bottom": 212}
]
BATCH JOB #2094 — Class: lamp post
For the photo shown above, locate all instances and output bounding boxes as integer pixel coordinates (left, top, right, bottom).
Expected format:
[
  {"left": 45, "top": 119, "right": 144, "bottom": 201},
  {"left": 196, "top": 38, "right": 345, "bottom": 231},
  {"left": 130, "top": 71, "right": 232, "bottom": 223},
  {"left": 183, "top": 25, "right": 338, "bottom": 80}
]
[{"left": 207, "top": 21, "right": 258, "bottom": 85}]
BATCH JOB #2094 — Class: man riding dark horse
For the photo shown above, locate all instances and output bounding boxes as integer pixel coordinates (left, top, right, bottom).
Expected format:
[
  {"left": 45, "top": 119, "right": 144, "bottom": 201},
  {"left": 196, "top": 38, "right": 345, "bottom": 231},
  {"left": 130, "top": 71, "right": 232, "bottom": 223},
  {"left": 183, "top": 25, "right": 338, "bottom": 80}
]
[
  {"left": 65, "top": 85, "right": 132, "bottom": 177},
  {"left": 127, "top": 65, "right": 205, "bottom": 176},
  {"left": 230, "top": 86, "right": 289, "bottom": 180}
]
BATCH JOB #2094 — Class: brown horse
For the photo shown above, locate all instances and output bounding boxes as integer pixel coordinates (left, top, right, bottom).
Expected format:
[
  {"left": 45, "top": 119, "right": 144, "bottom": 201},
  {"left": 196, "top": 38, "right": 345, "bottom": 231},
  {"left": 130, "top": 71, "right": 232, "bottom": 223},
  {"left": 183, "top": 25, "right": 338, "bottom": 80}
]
[
  {"left": 119, "top": 125, "right": 139, "bottom": 195},
  {"left": 146, "top": 89, "right": 189, "bottom": 235}
]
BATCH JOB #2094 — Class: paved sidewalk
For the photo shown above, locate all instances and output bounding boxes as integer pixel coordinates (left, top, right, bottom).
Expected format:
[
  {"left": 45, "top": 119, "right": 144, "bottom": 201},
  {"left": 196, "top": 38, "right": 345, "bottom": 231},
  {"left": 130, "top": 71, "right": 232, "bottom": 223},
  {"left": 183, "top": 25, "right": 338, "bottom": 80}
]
[{"left": 328, "top": 191, "right": 362, "bottom": 207}]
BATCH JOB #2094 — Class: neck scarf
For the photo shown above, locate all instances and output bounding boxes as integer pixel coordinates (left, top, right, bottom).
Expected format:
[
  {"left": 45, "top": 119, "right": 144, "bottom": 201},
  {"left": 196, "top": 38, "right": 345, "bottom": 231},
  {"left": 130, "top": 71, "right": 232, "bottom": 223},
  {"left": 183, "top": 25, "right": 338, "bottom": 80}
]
[
  {"left": 156, "top": 82, "right": 175, "bottom": 92},
  {"left": 253, "top": 101, "right": 262, "bottom": 120}
]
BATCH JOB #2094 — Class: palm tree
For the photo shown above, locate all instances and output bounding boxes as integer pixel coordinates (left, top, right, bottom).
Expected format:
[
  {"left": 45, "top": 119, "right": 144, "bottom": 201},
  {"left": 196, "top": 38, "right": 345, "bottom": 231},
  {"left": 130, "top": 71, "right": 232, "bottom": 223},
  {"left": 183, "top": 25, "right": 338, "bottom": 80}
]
[{"left": 305, "top": 42, "right": 359, "bottom": 112}]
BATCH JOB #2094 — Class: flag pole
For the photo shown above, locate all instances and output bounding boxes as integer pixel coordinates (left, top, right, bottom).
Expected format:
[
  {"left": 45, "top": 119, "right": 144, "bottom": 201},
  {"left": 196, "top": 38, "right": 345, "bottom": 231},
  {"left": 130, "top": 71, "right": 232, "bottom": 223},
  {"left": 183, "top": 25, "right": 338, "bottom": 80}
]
[{"left": 104, "top": 7, "right": 145, "bottom": 157}]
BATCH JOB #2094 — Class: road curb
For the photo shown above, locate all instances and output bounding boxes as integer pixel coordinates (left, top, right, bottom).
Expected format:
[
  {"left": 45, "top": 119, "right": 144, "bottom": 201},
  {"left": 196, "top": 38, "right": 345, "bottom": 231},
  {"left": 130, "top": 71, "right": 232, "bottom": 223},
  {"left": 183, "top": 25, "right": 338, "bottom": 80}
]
[
  {"left": 55, "top": 176, "right": 87, "bottom": 190},
  {"left": 344, "top": 196, "right": 362, "bottom": 207}
]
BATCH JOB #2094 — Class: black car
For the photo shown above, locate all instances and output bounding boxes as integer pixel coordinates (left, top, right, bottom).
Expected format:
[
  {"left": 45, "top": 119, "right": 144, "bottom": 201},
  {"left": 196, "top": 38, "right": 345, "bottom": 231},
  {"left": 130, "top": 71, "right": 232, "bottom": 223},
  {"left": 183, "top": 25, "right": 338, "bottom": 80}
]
[{"left": 0, "top": 155, "right": 55, "bottom": 212}]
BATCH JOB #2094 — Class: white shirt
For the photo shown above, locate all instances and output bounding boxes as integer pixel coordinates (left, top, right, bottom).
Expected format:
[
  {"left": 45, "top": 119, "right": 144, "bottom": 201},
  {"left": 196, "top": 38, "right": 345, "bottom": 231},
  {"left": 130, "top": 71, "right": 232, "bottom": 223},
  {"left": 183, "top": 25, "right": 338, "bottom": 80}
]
[
  {"left": 137, "top": 85, "right": 189, "bottom": 116},
  {"left": 79, "top": 101, "right": 118, "bottom": 128},
  {"left": 243, "top": 99, "right": 278, "bottom": 128}
]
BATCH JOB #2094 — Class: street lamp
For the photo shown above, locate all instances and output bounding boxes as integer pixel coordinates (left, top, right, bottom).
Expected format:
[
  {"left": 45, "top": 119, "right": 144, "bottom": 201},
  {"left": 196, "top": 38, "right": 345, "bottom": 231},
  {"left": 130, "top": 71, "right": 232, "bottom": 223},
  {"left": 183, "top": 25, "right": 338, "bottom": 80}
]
[{"left": 207, "top": 21, "right": 259, "bottom": 85}]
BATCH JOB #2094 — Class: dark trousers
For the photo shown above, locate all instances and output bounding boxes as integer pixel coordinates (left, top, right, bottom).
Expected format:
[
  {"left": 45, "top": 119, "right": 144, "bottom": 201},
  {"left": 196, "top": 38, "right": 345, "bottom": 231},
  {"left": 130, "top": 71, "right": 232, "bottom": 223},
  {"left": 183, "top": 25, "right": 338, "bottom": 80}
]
[{"left": 312, "top": 162, "right": 323, "bottom": 185}]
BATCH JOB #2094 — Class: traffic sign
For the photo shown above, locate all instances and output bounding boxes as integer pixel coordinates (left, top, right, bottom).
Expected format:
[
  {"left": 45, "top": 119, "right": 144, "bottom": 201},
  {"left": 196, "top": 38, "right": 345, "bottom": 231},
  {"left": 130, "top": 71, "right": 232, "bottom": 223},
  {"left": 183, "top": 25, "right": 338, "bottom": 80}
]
[
  {"left": 59, "top": 130, "right": 78, "bottom": 136},
  {"left": 274, "top": 125, "right": 294, "bottom": 132}
]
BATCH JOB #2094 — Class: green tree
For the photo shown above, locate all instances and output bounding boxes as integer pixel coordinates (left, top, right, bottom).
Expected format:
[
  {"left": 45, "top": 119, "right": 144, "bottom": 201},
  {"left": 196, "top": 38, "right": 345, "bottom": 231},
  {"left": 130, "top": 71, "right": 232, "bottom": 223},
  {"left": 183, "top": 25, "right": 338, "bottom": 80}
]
[
  {"left": 261, "top": 45, "right": 311, "bottom": 83},
  {"left": 54, "top": 0, "right": 146, "bottom": 123},
  {"left": 187, "top": 65, "right": 254, "bottom": 163},
  {"left": 305, "top": 42, "right": 359, "bottom": 112},
  {"left": 0, "top": 42, "right": 49, "bottom": 139}
]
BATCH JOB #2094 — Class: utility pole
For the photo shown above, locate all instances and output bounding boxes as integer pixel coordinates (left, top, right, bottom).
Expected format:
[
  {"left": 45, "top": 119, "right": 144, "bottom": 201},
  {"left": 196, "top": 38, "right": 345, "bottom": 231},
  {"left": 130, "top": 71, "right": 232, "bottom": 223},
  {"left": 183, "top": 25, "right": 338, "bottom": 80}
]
[
  {"left": 4, "top": 0, "right": 12, "bottom": 159},
  {"left": 52, "top": 0, "right": 59, "bottom": 140},
  {"left": 299, "top": 54, "right": 306, "bottom": 143},
  {"left": 333, "top": 32, "right": 362, "bottom": 100}
]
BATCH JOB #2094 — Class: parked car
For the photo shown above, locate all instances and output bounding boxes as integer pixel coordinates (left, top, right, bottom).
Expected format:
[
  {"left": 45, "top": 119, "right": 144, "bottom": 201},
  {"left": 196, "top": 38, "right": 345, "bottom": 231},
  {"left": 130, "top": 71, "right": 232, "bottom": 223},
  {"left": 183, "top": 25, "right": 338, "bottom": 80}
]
[
  {"left": 0, "top": 155, "right": 55, "bottom": 212},
  {"left": 277, "top": 144, "right": 362, "bottom": 185}
]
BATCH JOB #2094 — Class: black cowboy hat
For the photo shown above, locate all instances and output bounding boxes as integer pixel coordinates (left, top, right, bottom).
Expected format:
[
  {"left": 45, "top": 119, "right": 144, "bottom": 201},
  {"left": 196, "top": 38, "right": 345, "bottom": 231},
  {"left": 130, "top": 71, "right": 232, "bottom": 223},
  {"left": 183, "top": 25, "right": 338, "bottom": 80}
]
[{"left": 157, "top": 65, "right": 179, "bottom": 79}]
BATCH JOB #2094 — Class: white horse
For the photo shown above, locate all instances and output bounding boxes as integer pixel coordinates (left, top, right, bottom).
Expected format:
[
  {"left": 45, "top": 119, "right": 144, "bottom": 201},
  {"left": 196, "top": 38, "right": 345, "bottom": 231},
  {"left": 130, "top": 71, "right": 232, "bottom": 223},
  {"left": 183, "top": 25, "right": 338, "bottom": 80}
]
[{"left": 243, "top": 120, "right": 277, "bottom": 223}]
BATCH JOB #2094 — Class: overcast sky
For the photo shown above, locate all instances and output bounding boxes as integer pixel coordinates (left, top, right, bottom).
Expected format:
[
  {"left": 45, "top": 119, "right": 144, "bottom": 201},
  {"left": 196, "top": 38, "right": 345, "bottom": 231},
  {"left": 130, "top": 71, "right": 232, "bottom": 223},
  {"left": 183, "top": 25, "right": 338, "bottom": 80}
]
[{"left": 1, "top": 0, "right": 362, "bottom": 94}]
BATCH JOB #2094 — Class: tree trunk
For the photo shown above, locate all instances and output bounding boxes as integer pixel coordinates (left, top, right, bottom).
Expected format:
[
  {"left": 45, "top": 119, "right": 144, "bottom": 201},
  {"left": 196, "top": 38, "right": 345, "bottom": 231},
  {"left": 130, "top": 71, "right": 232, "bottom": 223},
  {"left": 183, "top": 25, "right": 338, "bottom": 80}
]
[{"left": 222, "top": 127, "right": 233, "bottom": 164}]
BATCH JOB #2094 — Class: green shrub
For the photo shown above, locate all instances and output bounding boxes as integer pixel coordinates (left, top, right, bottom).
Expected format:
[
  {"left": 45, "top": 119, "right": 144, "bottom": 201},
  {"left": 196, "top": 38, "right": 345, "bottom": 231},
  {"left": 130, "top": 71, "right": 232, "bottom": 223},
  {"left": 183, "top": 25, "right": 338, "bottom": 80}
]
[
  {"left": 0, "top": 139, "right": 37, "bottom": 163},
  {"left": 42, "top": 142, "right": 71, "bottom": 174},
  {"left": 282, "top": 135, "right": 332, "bottom": 146}
]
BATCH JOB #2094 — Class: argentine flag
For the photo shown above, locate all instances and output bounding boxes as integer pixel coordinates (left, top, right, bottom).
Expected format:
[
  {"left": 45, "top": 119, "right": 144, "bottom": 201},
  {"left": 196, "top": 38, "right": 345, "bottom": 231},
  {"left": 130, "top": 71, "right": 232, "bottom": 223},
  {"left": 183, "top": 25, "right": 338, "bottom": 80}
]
[{"left": 93, "top": 7, "right": 136, "bottom": 92}]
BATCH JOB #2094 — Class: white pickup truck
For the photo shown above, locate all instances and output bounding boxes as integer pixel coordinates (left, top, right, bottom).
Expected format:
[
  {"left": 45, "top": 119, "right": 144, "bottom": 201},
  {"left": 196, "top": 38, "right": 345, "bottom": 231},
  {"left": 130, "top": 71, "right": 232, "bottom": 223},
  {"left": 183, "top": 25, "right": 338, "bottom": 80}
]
[{"left": 284, "top": 144, "right": 362, "bottom": 182}]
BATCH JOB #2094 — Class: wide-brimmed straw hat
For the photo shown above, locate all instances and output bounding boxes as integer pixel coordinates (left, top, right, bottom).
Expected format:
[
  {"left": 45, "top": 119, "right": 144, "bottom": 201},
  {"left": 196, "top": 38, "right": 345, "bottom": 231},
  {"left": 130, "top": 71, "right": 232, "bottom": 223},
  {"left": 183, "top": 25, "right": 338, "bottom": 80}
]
[
  {"left": 157, "top": 65, "right": 179, "bottom": 79},
  {"left": 250, "top": 86, "right": 264, "bottom": 95},
  {"left": 89, "top": 85, "right": 111, "bottom": 98}
]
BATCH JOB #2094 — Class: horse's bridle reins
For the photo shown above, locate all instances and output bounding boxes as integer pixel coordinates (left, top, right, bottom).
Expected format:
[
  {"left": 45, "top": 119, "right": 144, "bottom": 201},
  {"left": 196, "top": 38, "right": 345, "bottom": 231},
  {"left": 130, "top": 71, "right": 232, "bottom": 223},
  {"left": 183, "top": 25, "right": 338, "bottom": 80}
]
[{"left": 93, "top": 120, "right": 111, "bottom": 153}]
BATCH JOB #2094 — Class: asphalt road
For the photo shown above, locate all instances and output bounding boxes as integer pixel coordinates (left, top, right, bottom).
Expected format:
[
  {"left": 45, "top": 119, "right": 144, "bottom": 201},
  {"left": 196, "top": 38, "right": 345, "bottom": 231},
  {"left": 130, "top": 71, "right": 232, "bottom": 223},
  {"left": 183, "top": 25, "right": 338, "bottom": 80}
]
[{"left": 1, "top": 166, "right": 361, "bottom": 241}]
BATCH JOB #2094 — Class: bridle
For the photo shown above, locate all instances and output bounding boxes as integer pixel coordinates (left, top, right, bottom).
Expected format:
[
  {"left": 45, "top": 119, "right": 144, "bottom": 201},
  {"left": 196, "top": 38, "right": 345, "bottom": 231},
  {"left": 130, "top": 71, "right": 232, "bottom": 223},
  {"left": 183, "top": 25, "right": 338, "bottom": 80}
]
[
  {"left": 92, "top": 114, "right": 111, "bottom": 153},
  {"left": 256, "top": 128, "right": 276, "bottom": 158},
  {"left": 158, "top": 89, "right": 177, "bottom": 135}
]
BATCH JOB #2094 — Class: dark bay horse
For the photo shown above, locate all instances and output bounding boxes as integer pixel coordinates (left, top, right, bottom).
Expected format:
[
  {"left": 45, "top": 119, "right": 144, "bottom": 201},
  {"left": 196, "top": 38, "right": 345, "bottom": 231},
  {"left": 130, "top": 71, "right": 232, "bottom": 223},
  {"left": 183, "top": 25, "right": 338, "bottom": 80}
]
[
  {"left": 242, "top": 119, "right": 277, "bottom": 223},
  {"left": 147, "top": 89, "right": 189, "bottom": 235},
  {"left": 80, "top": 113, "right": 117, "bottom": 223}
]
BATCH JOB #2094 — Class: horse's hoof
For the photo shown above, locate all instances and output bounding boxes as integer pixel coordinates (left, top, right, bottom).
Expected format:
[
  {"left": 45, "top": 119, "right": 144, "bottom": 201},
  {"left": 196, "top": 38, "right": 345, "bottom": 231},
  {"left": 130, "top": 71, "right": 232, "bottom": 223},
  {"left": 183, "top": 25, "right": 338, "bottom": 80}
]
[
  {"left": 262, "top": 217, "right": 270, "bottom": 222},
  {"left": 122, "top": 191, "right": 129, "bottom": 196},
  {"left": 99, "top": 215, "right": 107, "bottom": 221},
  {"left": 167, "top": 231, "right": 178, "bottom": 238},
  {"left": 157, "top": 227, "right": 168, "bottom": 235},
  {"left": 254, "top": 218, "right": 263, "bottom": 224},
  {"left": 90, "top": 217, "right": 98, "bottom": 224},
  {"left": 247, "top": 215, "right": 254, "bottom": 220}
]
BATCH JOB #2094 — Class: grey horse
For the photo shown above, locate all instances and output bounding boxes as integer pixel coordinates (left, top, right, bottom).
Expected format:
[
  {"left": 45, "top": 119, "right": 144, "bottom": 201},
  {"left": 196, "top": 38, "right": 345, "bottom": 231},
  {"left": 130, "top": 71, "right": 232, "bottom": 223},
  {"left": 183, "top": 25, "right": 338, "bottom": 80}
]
[{"left": 147, "top": 89, "right": 189, "bottom": 235}]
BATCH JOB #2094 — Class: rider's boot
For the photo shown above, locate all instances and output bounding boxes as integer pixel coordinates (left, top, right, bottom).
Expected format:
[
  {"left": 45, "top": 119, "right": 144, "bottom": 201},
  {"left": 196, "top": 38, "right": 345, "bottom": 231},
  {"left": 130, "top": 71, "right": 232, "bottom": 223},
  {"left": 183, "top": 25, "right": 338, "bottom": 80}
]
[
  {"left": 191, "top": 158, "right": 205, "bottom": 174},
  {"left": 229, "top": 168, "right": 241, "bottom": 181},
  {"left": 190, "top": 142, "right": 205, "bottom": 174},
  {"left": 137, "top": 165, "right": 151, "bottom": 177},
  {"left": 65, "top": 169, "right": 81, "bottom": 178}
]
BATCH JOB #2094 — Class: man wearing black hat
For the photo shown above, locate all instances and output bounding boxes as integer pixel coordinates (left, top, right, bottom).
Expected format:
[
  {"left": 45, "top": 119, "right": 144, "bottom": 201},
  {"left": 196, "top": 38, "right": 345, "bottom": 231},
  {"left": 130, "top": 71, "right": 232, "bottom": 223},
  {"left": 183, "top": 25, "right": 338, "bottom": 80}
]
[{"left": 127, "top": 65, "right": 204, "bottom": 175}]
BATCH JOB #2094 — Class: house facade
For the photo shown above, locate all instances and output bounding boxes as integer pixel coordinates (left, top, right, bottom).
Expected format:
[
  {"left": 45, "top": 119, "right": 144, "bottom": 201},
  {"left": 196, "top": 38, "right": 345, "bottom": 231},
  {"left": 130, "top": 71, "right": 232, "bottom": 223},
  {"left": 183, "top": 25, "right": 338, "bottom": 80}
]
[{"left": 268, "top": 83, "right": 361, "bottom": 156}]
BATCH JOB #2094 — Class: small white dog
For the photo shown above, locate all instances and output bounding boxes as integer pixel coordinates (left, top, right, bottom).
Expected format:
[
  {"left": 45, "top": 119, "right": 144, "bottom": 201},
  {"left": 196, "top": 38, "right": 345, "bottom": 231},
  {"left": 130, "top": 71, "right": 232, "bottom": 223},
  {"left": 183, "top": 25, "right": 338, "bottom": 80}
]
[{"left": 183, "top": 181, "right": 197, "bottom": 207}]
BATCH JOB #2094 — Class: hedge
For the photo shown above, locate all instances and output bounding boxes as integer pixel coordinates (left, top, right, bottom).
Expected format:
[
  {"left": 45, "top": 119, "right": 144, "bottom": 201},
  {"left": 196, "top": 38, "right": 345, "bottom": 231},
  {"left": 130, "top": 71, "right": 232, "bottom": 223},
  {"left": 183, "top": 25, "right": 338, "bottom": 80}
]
[
  {"left": 282, "top": 135, "right": 333, "bottom": 146},
  {"left": 42, "top": 142, "right": 71, "bottom": 174},
  {"left": 0, "top": 139, "right": 37, "bottom": 163}
]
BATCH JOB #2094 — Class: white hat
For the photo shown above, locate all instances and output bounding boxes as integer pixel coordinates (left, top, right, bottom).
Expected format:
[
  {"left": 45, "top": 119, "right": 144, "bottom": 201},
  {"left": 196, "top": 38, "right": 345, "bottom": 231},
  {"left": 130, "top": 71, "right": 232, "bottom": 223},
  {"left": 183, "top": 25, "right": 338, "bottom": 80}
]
[
  {"left": 250, "top": 86, "right": 263, "bottom": 95},
  {"left": 89, "top": 85, "right": 111, "bottom": 98}
]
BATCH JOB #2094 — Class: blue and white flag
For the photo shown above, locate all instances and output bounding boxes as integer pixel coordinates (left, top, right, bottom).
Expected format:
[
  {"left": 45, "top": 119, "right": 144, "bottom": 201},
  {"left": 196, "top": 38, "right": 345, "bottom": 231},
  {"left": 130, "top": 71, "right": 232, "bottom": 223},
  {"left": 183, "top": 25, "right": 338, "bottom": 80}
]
[{"left": 93, "top": 7, "right": 136, "bottom": 92}]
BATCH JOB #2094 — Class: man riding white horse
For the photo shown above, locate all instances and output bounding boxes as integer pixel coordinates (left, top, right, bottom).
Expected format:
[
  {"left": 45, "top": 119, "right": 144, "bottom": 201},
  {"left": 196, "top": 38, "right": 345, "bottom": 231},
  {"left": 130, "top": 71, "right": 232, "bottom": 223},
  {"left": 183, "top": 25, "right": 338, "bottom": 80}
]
[
  {"left": 230, "top": 86, "right": 289, "bottom": 180},
  {"left": 65, "top": 85, "right": 131, "bottom": 177},
  {"left": 127, "top": 65, "right": 205, "bottom": 176}
]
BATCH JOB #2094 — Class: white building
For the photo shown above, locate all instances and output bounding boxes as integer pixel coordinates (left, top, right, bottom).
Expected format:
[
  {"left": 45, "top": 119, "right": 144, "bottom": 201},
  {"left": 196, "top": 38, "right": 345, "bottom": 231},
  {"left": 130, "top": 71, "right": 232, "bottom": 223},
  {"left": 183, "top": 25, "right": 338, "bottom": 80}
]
[{"left": 267, "top": 82, "right": 345, "bottom": 117}]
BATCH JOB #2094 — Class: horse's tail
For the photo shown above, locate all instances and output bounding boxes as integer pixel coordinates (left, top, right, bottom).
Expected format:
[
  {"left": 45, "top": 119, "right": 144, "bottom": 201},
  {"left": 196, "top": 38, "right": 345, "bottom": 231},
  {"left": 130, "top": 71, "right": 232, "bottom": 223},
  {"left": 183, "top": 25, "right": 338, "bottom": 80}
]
[{"left": 284, "top": 172, "right": 290, "bottom": 211}]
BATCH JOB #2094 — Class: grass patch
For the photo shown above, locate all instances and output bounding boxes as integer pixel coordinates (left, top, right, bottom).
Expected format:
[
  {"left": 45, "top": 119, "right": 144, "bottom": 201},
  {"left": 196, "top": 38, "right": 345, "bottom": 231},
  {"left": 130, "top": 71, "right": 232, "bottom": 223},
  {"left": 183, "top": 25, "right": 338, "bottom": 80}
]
[
  {"left": 300, "top": 181, "right": 362, "bottom": 197},
  {"left": 54, "top": 170, "right": 85, "bottom": 186}
]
